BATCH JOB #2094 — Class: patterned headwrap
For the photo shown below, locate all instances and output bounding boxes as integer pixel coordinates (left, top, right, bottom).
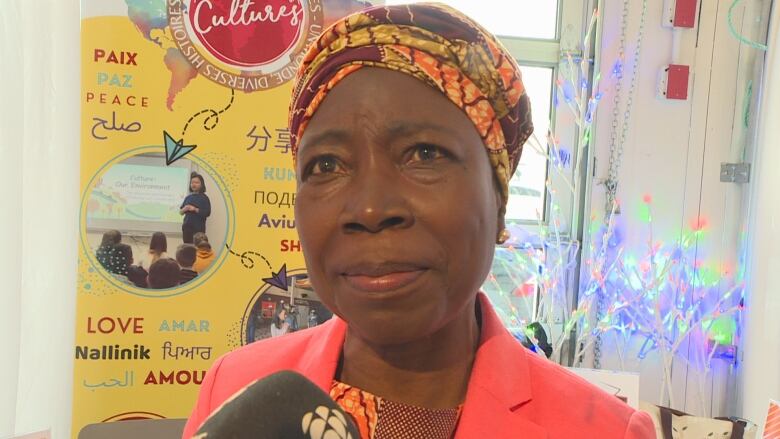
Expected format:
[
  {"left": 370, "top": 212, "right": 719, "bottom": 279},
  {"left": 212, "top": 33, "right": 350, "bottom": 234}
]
[{"left": 289, "top": 2, "right": 533, "bottom": 209}]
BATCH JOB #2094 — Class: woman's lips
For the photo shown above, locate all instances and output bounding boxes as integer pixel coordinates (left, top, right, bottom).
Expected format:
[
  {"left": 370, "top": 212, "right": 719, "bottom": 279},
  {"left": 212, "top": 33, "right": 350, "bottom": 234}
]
[{"left": 343, "top": 269, "right": 426, "bottom": 293}]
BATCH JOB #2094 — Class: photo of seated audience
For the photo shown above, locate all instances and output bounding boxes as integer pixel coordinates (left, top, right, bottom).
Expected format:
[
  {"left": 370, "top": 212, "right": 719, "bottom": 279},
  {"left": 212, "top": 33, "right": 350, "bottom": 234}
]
[
  {"left": 92, "top": 229, "right": 212, "bottom": 290},
  {"left": 85, "top": 153, "right": 227, "bottom": 291}
]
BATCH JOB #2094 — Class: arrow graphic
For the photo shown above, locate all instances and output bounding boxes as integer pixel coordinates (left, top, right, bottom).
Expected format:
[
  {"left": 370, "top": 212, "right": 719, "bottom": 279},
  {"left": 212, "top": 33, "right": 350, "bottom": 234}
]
[
  {"left": 262, "top": 264, "right": 289, "bottom": 291},
  {"left": 163, "top": 130, "right": 196, "bottom": 165}
]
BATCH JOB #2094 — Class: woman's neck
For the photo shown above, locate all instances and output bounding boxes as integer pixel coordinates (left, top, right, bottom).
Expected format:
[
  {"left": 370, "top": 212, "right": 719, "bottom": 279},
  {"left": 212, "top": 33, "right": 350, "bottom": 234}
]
[{"left": 338, "top": 299, "right": 480, "bottom": 409}]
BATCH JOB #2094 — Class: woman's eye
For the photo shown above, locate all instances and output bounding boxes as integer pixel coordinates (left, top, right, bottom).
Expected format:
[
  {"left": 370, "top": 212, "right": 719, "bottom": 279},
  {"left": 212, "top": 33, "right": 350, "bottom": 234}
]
[
  {"left": 307, "top": 155, "right": 342, "bottom": 176},
  {"left": 409, "top": 143, "right": 447, "bottom": 163}
]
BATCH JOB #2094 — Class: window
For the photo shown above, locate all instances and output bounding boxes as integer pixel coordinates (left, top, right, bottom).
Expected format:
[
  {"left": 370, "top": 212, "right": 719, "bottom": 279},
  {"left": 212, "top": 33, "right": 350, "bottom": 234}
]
[
  {"left": 385, "top": 0, "right": 559, "bottom": 39},
  {"left": 506, "top": 66, "right": 553, "bottom": 222}
]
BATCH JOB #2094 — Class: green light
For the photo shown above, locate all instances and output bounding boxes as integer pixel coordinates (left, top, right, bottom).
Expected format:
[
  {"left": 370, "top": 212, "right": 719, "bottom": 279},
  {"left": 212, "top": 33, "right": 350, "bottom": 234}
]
[
  {"left": 638, "top": 203, "right": 652, "bottom": 223},
  {"left": 698, "top": 266, "right": 721, "bottom": 287},
  {"left": 707, "top": 316, "right": 736, "bottom": 345}
]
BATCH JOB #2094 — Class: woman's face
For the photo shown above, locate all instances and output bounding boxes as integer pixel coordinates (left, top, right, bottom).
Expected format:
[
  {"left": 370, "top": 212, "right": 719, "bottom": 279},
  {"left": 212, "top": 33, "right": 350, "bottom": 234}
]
[
  {"left": 190, "top": 177, "right": 202, "bottom": 192},
  {"left": 295, "top": 68, "right": 502, "bottom": 345}
]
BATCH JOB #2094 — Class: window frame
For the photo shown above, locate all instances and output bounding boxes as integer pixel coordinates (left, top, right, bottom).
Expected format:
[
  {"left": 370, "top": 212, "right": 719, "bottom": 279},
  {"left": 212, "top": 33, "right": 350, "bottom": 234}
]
[
  {"left": 488, "top": 1, "right": 599, "bottom": 355},
  {"left": 497, "top": 0, "right": 594, "bottom": 236}
]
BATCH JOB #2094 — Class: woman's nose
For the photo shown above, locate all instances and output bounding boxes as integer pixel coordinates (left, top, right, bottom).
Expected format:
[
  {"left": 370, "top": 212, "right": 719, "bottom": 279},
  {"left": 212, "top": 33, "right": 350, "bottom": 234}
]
[{"left": 338, "top": 164, "right": 415, "bottom": 234}]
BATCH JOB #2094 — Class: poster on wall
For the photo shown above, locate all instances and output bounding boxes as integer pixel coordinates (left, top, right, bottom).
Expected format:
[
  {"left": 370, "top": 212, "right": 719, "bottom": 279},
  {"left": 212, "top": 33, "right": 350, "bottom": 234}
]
[{"left": 74, "top": 0, "right": 379, "bottom": 436}]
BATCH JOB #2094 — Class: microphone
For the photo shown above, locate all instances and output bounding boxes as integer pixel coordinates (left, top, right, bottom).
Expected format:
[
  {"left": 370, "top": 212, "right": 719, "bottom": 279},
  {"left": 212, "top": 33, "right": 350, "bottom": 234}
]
[{"left": 193, "top": 370, "right": 359, "bottom": 439}]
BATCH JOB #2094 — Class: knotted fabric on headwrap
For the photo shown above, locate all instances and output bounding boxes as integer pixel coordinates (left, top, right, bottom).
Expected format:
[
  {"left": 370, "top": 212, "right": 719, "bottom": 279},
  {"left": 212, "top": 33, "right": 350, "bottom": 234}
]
[{"left": 289, "top": 2, "right": 533, "bottom": 209}]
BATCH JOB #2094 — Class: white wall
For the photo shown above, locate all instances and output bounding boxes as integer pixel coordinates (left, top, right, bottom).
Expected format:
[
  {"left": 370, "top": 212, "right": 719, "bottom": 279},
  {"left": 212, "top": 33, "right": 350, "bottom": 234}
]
[
  {"left": 740, "top": 2, "right": 780, "bottom": 428},
  {"left": 0, "top": 1, "right": 24, "bottom": 435},
  {"left": 0, "top": 0, "right": 80, "bottom": 437}
]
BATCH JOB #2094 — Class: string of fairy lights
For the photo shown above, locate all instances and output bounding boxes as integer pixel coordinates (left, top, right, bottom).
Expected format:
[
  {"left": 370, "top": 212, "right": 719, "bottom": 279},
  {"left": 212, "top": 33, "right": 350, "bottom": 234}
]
[{"left": 484, "top": 2, "right": 748, "bottom": 408}]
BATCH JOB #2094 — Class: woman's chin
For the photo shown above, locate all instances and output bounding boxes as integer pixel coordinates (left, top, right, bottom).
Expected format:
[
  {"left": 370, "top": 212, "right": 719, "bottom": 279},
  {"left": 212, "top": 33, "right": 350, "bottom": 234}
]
[
  {"left": 351, "top": 321, "right": 432, "bottom": 346},
  {"left": 342, "top": 305, "right": 443, "bottom": 346}
]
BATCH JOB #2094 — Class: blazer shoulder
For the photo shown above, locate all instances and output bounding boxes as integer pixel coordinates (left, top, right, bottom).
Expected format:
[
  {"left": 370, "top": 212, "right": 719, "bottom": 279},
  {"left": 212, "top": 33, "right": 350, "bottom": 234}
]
[{"left": 523, "top": 354, "right": 643, "bottom": 436}]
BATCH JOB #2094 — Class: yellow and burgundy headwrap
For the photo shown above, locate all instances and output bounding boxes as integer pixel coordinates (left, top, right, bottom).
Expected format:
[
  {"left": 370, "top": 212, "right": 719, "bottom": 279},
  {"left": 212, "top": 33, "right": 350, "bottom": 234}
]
[{"left": 289, "top": 2, "right": 533, "bottom": 208}]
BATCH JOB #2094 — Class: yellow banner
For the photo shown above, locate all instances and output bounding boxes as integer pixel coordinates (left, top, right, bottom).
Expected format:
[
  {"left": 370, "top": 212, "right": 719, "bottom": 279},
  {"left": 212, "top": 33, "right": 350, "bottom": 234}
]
[{"left": 74, "top": 1, "right": 378, "bottom": 436}]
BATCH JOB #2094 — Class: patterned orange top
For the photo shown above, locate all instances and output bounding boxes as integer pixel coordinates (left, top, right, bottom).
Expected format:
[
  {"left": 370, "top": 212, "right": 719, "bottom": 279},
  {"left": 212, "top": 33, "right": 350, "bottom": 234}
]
[{"left": 330, "top": 380, "right": 463, "bottom": 439}]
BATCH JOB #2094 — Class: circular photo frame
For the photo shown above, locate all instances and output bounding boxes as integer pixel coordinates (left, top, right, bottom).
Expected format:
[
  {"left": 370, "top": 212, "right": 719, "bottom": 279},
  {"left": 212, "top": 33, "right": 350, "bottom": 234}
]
[
  {"left": 240, "top": 268, "right": 333, "bottom": 345},
  {"left": 80, "top": 146, "right": 235, "bottom": 298}
]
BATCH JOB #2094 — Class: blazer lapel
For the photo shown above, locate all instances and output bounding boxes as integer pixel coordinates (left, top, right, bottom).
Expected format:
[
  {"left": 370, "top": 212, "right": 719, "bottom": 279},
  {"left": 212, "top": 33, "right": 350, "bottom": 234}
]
[
  {"left": 296, "top": 316, "right": 348, "bottom": 393},
  {"left": 455, "top": 294, "right": 548, "bottom": 439}
]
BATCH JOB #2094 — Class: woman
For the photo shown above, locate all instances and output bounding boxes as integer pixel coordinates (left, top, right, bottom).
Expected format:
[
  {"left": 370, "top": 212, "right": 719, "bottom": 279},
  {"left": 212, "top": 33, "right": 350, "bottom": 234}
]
[
  {"left": 180, "top": 172, "right": 211, "bottom": 244},
  {"left": 104, "top": 242, "right": 133, "bottom": 286},
  {"left": 106, "top": 242, "right": 149, "bottom": 288},
  {"left": 147, "top": 231, "right": 167, "bottom": 266},
  {"left": 95, "top": 229, "right": 121, "bottom": 271},
  {"left": 270, "top": 307, "right": 290, "bottom": 338},
  {"left": 184, "top": 4, "right": 655, "bottom": 438}
]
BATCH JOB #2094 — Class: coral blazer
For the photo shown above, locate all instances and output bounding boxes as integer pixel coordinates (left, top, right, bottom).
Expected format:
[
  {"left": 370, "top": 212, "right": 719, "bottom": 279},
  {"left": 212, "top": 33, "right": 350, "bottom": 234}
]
[{"left": 183, "top": 294, "right": 656, "bottom": 438}]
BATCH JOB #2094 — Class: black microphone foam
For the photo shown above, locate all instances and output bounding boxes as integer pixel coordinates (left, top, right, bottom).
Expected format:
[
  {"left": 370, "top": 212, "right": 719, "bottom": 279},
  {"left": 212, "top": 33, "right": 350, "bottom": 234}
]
[{"left": 193, "top": 370, "right": 359, "bottom": 439}]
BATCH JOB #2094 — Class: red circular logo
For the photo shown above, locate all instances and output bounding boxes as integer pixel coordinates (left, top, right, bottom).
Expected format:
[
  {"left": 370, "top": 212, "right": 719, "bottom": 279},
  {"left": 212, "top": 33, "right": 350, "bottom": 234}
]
[
  {"left": 188, "top": 0, "right": 306, "bottom": 68},
  {"left": 169, "top": 0, "right": 323, "bottom": 91}
]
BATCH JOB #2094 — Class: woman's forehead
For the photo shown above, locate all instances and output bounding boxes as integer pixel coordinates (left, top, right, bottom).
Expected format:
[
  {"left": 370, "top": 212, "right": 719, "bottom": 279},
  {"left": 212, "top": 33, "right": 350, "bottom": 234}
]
[{"left": 300, "top": 69, "right": 476, "bottom": 145}]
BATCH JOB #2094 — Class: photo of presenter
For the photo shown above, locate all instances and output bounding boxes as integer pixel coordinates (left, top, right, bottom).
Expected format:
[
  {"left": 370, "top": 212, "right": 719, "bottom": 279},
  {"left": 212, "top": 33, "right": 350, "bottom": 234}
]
[{"left": 180, "top": 172, "right": 211, "bottom": 244}]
